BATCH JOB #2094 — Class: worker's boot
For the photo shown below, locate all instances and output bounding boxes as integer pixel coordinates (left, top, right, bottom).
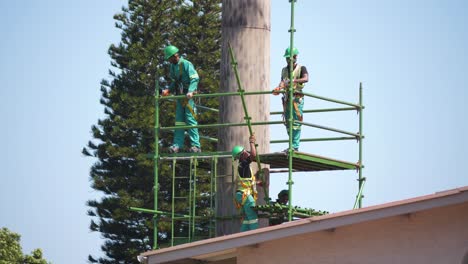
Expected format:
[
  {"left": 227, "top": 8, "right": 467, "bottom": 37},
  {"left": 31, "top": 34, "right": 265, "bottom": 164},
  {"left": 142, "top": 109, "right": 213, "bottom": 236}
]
[
  {"left": 189, "top": 146, "right": 201, "bottom": 153},
  {"left": 169, "top": 145, "right": 180, "bottom": 153},
  {"left": 282, "top": 148, "right": 298, "bottom": 153}
]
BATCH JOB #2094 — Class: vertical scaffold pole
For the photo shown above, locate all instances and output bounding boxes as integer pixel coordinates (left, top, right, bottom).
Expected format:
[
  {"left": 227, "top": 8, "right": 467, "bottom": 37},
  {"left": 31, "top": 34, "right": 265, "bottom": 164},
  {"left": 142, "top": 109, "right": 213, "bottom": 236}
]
[
  {"left": 286, "top": 0, "right": 297, "bottom": 222},
  {"left": 188, "top": 158, "right": 194, "bottom": 242},
  {"left": 358, "top": 82, "right": 364, "bottom": 208},
  {"left": 191, "top": 158, "right": 197, "bottom": 240},
  {"left": 153, "top": 80, "right": 160, "bottom": 249},
  {"left": 209, "top": 157, "right": 217, "bottom": 238},
  {"left": 171, "top": 159, "right": 176, "bottom": 246}
]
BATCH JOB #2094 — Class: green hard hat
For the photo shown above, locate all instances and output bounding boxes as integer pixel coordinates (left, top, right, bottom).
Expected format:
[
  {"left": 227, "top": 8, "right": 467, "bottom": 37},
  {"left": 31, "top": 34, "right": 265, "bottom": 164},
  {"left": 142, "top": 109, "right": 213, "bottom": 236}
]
[
  {"left": 164, "top": 45, "right": 179, "bottom": 60},
  {"left": 283, "top": 47, "right": 299, "bottom": 58},
  {"left": 232, "top": 145, "right": 245, "bottom": 159}
]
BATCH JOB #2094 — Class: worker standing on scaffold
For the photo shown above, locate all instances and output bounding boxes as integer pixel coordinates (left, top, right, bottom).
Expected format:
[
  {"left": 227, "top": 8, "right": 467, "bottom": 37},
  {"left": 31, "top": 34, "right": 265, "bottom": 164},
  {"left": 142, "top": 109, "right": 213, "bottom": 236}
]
[
  {"left": 161, "top": 45, "right": 201, "bottom": 153},
  {"left": 273, "top": 47, "right": 309, "bottom": 152},
  {"left": 232, "top": 134, "right": 259, "bottom": 231}
]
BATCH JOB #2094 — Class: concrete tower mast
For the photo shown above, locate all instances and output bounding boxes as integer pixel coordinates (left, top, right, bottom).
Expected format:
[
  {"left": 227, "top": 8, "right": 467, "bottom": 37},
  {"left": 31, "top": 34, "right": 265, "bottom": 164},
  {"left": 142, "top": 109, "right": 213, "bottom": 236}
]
[{"left": 217, "top": 0, "right": 271, "bottom": 235}]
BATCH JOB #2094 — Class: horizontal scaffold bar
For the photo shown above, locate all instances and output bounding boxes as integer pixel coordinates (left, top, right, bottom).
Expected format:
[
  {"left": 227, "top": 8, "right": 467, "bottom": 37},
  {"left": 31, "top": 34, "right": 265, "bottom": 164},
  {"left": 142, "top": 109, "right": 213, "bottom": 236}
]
[
  {"left": 269, "top": 169, "right": 299, "bottom": 173},
  {"left": 301, "top": 91, "right": 363, "bottom": 108},
  {"left": 156, "top": 90, "right": 274, "bottom": 101},
  {"left": 271, "top": 107, "right": 358, "bottom": 115},
  {"left": 160, "top": 120, "right": 284, "bottom": 131},
  {"left": 129, "top": 207, "right": 190, "bottom": 218},
  {"left": 271, "top": 136, "right": 357, "bottom": 144},
  {"left": 159, "top": 151, "right": 232, "bottom": 160},
  {"left": 299, "top": 121, "right": 362, "bottom": 138}
]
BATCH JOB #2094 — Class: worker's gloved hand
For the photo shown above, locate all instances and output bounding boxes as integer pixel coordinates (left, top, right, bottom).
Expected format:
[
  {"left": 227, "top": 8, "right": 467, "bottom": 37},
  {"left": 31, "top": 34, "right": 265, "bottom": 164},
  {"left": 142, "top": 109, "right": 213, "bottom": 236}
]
[
  {"left": 272, "top": 87, "right": 281, "bottom": 95},
  {"left": 186, "top": 92, "right": 194, "bottom": 99},
  {"left": 256, "top": 168, "right": 270, "bottom": 188},
  {"left": 161, "top": 89, "right": 170, "bottom": 96},
  {"left": 249, "top": 134, "right": 256, "bottom": 144}
]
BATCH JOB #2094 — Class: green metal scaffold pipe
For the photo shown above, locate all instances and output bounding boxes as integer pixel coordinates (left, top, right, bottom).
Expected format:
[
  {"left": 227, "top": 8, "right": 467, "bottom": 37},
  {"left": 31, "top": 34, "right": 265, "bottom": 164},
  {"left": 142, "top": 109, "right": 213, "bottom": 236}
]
[
  {"left": 286, "top": 0, "right": 297, "bottom": 222},
  {"left": 171, "top": 159, "right": 176, "bottom": 246},
  {"left": 154, "top": 79, "right": 160, "bottom": 249},
  {"left": 134, "top": 0, "right": 366, "bottom": 244},
  {"left": 271, "top": 106, "right": 358, "bottom": 115},
  {"left": 270, "top": 136, "right": 357, "bottom": 144},
  {"left": 157, "top": 90, "right": 275, "bottom": 101},
  {"left": 160, "top": 120, "right": 285, "bottom": 131},
  {"left": 228, "top": 43, "right": 270, "bottom": 202},
  {"left": 191, "top": 158, "right": 196, "bottom": 240},
  {"left": 358, "top": 83, "right": 364, "bottom": 208}
]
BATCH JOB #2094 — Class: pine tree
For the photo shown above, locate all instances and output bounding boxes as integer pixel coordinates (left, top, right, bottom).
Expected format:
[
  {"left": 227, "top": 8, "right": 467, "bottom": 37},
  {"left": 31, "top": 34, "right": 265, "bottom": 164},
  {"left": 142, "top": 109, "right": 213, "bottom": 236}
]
[{"left": 83, "top": 0, "right": 221, "bottom": 263}]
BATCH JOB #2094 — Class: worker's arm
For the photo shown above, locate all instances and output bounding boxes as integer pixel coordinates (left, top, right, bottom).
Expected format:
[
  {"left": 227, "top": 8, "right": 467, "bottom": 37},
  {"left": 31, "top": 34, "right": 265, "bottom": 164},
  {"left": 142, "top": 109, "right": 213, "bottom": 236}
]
[
  {"left": 272, "top": 80, "right": 287, "bottom": 95},
  {"left": 293, "top": 66, "right": 309, "bottom": 84},
  {"left": 249, "top": 135, "right": 256, "bottom": 161},
  {"left": 293, "top": 73, "right": 308, "bottom": 84},
  {"left": 186, "top": 61, "right": 199, "bottom": 99},
  {"left": 167, "top": 64, "right": 176, "bottom": 94},
  {"left": 256, "top": 168, "right": 269, "bottom": 188}
]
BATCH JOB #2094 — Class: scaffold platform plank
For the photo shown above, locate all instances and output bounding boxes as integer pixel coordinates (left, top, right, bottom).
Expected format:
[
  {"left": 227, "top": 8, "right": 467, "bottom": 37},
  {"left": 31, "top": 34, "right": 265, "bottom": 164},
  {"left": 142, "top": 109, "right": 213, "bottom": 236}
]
[{"left": 259, "top": 151, "right": 360, "bottom": 172}]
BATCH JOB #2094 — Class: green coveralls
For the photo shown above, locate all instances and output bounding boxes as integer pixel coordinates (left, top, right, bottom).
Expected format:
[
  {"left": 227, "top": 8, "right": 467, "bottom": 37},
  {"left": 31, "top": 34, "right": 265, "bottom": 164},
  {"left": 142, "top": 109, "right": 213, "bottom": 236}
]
[
  {"left": 169, "top": 57, "right": 200, "bottom": 149},
  {"left": 281, "top": 64, "right": 306, "bottom": 150}
]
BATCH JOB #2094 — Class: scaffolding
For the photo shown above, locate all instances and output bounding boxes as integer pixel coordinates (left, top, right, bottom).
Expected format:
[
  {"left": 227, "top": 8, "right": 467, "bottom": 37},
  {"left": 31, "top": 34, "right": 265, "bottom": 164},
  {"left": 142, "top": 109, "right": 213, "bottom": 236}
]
[{"left": 131, "top": 0, "right": 365, "bottom": 249}]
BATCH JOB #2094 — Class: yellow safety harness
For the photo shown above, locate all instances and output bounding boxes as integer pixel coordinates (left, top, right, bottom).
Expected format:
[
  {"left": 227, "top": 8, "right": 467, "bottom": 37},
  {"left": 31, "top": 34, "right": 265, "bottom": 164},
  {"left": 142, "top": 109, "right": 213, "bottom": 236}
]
[
  {"left": 234, "top": 167, "right": 258, "bottom": 209},
  {"left": 281, "top": 64, "right": 305, "bottom": 91},
  {"left": 281, "top": 64, "right": 304, "bottom": 122},
  {"left": 280, "top": 64, "right": 304, "bottom": 122}
]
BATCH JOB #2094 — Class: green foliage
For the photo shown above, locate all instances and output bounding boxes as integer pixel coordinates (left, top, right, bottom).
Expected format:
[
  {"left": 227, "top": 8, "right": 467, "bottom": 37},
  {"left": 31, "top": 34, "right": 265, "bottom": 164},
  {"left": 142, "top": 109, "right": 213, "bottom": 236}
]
[
  {"left": 0, "top": 227, "right": 22, "bottom": 264},
  {"left": 0, "top": 228, "right": 50, "bottom": 264},
  {"left": 23, "top": 249, "right": 49, "bottom": 264},
  {"left": 84, "top": 0, "right": 221, "bottom": 263}
]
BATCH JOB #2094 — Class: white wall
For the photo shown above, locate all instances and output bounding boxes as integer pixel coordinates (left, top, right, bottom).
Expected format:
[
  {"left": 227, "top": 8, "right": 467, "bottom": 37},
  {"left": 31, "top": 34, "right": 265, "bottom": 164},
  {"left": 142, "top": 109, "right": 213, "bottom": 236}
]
[{"left": 238, "top": 202, "right": 468, "bottom": 264}]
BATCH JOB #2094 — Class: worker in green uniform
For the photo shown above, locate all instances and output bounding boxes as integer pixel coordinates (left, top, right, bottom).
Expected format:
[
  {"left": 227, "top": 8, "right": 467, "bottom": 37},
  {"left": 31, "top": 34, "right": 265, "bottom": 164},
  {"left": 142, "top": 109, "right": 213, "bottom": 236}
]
[
  {"left": 276, "top": 189, "right": 289, "bottom": 205},
  {"left": 162, "top": 45, "right": 201, "bottom": 153},
  {"left": 232, "top": 134, "right": 259, "bottom": 231},
  {"left": 269, "top": 189, "right": 289, "bottom": 226},
  {"left": 273, "top": 47, "right": 309, "bottom": 152}
]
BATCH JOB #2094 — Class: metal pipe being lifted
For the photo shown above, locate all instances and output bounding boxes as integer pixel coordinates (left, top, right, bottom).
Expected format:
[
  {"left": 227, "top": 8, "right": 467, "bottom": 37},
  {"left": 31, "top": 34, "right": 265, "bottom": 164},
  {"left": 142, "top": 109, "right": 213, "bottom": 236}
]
[{"left": 219, "top": 0, "right": 271, "bottom": 235}]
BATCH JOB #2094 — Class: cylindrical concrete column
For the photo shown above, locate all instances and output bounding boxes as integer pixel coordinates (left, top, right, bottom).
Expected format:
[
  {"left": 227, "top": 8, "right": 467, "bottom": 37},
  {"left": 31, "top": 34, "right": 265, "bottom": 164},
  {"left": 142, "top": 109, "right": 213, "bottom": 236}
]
[{"left": 217, "top": 0, "right": 271, "bottom": 235}]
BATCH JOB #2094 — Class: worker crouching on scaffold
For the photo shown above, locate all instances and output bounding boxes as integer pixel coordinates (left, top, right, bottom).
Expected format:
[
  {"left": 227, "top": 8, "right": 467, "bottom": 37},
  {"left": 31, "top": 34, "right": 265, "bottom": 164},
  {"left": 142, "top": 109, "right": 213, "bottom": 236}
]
[
  {"left": 232, "top": 134, "right": 261, "bottom": 232},
  {"left": 273, "top": 47, "right": 309, "bottom": 152}
]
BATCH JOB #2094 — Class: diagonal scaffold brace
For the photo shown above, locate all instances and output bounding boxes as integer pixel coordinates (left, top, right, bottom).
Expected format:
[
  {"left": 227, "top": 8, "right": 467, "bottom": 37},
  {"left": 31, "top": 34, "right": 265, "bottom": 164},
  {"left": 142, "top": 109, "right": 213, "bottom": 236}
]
[{"left": 228, "top": 42, "right": 270, "bottom": 202}]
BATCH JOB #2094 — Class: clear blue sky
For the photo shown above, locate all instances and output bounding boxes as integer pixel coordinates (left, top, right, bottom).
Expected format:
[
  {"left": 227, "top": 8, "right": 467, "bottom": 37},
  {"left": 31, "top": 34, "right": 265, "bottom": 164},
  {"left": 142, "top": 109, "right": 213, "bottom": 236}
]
[{"left": 1, "top": 1, "right": 467, "bottom": 263}]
